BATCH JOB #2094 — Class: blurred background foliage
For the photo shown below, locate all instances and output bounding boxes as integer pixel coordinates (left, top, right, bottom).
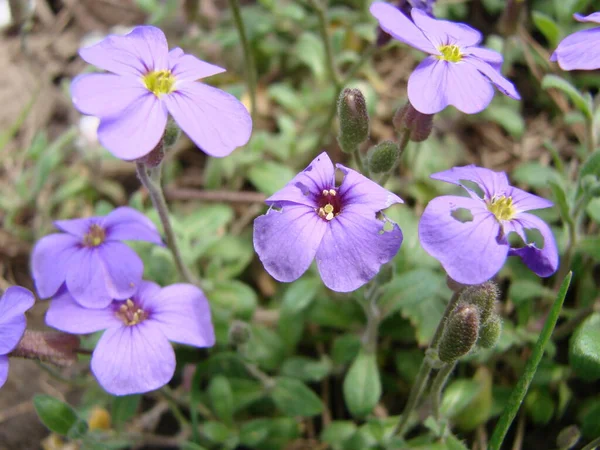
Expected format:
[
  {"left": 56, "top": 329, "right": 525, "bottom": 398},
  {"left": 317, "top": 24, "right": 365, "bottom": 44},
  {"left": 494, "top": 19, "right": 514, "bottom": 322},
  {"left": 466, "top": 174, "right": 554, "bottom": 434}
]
[{"left": 0, "top": 0, "right": 599, "bottom": 449}]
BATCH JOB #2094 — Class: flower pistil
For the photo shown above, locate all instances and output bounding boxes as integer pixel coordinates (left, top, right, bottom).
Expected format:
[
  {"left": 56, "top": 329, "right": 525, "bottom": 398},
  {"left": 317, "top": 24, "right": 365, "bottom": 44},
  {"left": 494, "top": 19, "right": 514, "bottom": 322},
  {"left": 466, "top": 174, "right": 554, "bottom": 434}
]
[
  {"left": 117, "top": 299, "right": 147, "bottom": 326},
  {"left": 143, "top": 70, "right": 176, "bottom": 97},
  {"left": 83, "top": 224, "right": 106, "bottom": 247},
  {"left": 487, "top": 195, "right": 516, "bottom": 221},
  {"left": 317, "top": 189, "right": 341, "bottom": 221},
  {"left": 438, "top": 44, "right": 463, "bottom": 63}
]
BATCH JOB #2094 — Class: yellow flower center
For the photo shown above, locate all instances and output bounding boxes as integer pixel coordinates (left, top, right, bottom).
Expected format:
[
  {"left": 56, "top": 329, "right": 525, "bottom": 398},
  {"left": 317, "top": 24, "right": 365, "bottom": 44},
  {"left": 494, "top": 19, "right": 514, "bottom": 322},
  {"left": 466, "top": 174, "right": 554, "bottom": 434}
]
[
  {"left": 117, "top": 299, "right": 147, "bottom": 326},
  {"left": 83, "top": 224, "right": 106, "bottom": 247},
  {"left": 487, "top": 195, "right": 516, "bottom": 221},
  {"left": 437, "top": 45, "right": 463, "bottom": 63},
  {"left": 143, "top": 70, "right": 176, "bottom": 97}
]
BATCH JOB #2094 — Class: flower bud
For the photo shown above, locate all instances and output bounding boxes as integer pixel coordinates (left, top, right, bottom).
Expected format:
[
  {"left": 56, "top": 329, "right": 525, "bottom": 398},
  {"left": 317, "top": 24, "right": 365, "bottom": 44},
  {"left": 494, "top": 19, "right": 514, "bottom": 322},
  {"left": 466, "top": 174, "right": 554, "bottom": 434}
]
[
  {"left": 138, "top": 141, "right": 165, "bottom": 168},
  {"left": 393, "top": 102, "right": 434, "bottom": 142},
  {"left": 438, "top": 303, "right": 480, "bottom": 363},
  {"left": 477, "top": 314, "right": 502, "bottom": 349},
  {"left": 10, "top": 330, "right": 80, "bottom": 367},
  {"left": 459, "top": 281, "right": 499, "bottom": 324},
  {"left": 556, "top": 425, "right": 580, "bottom": 450},
  {"left": 367, "top": 141, "right": 400, "bottom": 174},
  {"left": 88, "top": 407, "right": 112, "bottom": 431},
  {"left": 163, "top": 119, "right": 181, "bottom": 148},
  {"left": 337, "top": 88, "right": 370, "bottom": 154},
  {"left": 228, "top": 320, "right": 252, "bottom": 347}
]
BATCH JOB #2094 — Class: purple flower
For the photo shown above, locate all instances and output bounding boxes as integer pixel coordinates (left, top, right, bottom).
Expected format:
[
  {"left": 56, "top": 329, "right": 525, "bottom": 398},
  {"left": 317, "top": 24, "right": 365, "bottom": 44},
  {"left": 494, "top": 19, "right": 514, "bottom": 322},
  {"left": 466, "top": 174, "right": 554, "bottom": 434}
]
[
  {"left": 46, "top": 281, "right": 215, "bottom": 395},
  {"left": 370, "top": 2, "right": 520, "bottom": 114},
  {"left": 71, "top": 26, "right": 252, "bottom": 161},
  {"left": 550, "top": 12, "right": 600, "bottom": 70},
  {"left": 376, "top": 0, "right": 436, "bottom": 46},
  {"left": 253, "top": 152, "right": 404, "bottom": 292},
  {"left": 32, "top": 207, "right": 163, "bottom": 309},
  {"left": 418, "top": 165, "right": 559, "bottom": 284},
  {"left": 0, "top": 287, "right": 35, "bottom": 388}
]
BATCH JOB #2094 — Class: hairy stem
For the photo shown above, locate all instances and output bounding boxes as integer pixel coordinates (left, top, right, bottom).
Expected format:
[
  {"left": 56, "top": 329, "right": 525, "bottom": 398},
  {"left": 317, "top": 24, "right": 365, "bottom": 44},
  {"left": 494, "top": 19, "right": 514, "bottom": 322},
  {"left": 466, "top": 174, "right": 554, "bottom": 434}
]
[
  {"left": 431, "top": 363, "right": 456, "bottom": 423},
  {"left": 136, "top": 162, "right": 198, "bottom": 285}
]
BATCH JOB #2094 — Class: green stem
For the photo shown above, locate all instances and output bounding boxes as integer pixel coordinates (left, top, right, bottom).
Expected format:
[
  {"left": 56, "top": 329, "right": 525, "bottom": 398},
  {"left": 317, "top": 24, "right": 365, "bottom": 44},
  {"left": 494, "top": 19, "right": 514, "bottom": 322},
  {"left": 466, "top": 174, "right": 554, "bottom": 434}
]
[
  {"left": 581, "top": 436, "right": 600, "bottom": 450},
  {"left": 392, "top": 292, "right": 462, "bottom": 437},
  {"left": 309, "top": 0, "right": 341, "bottom": 88},
  {"left": 431, "top": 363, "right": 456, "bottom": 423},
  {"left": 354, "top": 148, "right": 366, "bottom": 174},
  {"left": 586, "top": 117, "right": 596, "bottom": 153},
  {"left": 229, "top": 0, "right": 258, "bottom": 120},
  {"left": 488, "top": 272, "right": 573, "bottom": 450},
  {"left": 136, "top": 162, "right": 198, "bottom": 285},
  {"left": 160, "top": 386, "right": 190, "bottom": 429}
]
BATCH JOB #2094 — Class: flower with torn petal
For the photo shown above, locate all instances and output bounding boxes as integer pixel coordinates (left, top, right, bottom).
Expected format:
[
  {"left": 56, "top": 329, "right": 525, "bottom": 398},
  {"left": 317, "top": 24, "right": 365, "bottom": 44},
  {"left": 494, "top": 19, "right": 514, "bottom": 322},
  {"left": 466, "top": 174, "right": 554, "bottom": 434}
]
[
  {"left": 32, "top": 207, "right": 163, "bottom": 309},
  {"left": 46, "top": 282, "right": 215, "bottom": 396},
  {"left": 0, "top": 287, "right": 35, "bottom": 388},
  {"left": 370, "top": 2, "right": 520, "bottom": 114},
  {"left": 550, "top": 12, "right": 600, "bottom": 71},
  {"left": 71, "top": 26, "right": 252, "bottom": 160},
  {"left": 418, "top": 165, "right": 559, "bottom": 284},
  {"left": 253, "top": 152, "right": 404, "bottom": 292}
]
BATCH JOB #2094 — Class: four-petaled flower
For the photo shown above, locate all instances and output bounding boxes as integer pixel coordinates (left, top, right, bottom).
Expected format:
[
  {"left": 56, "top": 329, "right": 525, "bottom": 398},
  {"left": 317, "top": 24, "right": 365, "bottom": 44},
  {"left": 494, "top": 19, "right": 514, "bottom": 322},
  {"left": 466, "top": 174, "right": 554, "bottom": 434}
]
[
  {"left": 370, "top": 2, "right": 520, "bottom": 114},
  {"left": 46, "top": 281, "right": 215, "bottom": 396},
  {"left": 71, "top": 26, "right": 252, "bottom": 160},
  {"left": 32, "top": 207, "right": 163, "bottom": 309},
  {"left": 419, "top": 165, "right": 559, "bottom": 285},
  {"left": 253, "top": 152, "right": 404, "bottom": 292},
  {"left": 0, "top": 287, "right": 35, "bottom": 388},
  {"left": 550, "top": 12, "right": 600, "bottom": 71}
]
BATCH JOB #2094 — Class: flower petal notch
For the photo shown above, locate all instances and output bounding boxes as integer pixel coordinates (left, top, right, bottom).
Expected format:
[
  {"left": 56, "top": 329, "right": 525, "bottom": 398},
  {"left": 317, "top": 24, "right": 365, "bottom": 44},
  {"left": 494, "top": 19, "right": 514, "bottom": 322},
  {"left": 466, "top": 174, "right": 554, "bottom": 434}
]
[
  {"left": 253, "top": 152, "right": 404, "bottom": 292},
  {"left": 550, "top": 11, "right": 600, "bottom": 71},
  {"left": 32, "top": 207, "right": 163, "bottom": 309},
  {"left": 71, "top": 25, "right": 252, "bottom": 160},
  {"left": 46, "top": 282, "right": 215, "bottom": 396},
  {"left": 369, "top": 2, "right": 520, "bottom": 114},
  {"left": 0, "top": 287, "right": 35, "bottom": 388},
  {"left": 418, "top": 165, "right": 559, "bottom": 285}
]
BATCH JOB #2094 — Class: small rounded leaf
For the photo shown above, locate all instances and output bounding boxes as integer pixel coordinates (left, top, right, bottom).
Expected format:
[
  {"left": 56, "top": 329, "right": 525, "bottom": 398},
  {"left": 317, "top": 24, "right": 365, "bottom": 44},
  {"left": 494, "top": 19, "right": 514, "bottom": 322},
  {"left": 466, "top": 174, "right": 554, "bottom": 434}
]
[
  {"left": 33, "top": 394, "right": 88, "bottom": 438},
  {"left": 569, "top": 313, "right": 600, "bottom": 381},
  {"left": 271, "top": 377, "right": 323, "bottom": 417},
  {"left": 343, "top": 349, "right": 381, "bottom": 417}
]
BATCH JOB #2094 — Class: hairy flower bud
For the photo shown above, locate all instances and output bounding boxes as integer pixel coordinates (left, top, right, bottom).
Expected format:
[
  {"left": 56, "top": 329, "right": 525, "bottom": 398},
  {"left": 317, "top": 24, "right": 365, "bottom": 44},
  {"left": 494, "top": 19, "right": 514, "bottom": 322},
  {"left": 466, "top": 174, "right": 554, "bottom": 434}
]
[
  {"left": 163, "top": 119, "right": 181, "bottom": 148},
  {"left": 438, "top": 303, "right": 480, "bottom": 363},
  {"left": 10, "top": 330, "right": 80, "bottom": 367},
  {"left": 393, "top": 102, "right": 434, "bottom": 142},
  {"left": 459, "top": 281, "right": 500, "bottom": 324},
  {"left": 556, "top": 425, "right": 581, "bottom": 450},
  {"left": 367, "top": 141, "right": 400, "bottom": 174},
  {"left": 478, "top": 314, "right": 502, "bottom": 349},
  {"left": 337, "top": 88, "right": 370, "bottom": 154},
  {"left": 229, "top": 320, "right": 252, "bottom": 347}
]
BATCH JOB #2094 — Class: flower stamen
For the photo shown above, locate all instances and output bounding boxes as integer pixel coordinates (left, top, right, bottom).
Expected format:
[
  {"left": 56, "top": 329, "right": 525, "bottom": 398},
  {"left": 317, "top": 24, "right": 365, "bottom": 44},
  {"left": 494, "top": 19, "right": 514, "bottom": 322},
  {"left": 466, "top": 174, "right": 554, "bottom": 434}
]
[
  {"left": 437, "top": 44, "right": 463, "bottom": 63},
  {"left": 487, "top": 195, "right": 516, "bottom": 221},
  {"left": 117, "top": 299, "right": 147, "bottom": 326},
  {"left": 83, "top": 224, "right": 106, "bottom": 247},
  {"left": 143, "top": 70, "right": 176, "bottom": 97},
  {"left": 317, "top": 188, "right": 341, "bottom": 221}
]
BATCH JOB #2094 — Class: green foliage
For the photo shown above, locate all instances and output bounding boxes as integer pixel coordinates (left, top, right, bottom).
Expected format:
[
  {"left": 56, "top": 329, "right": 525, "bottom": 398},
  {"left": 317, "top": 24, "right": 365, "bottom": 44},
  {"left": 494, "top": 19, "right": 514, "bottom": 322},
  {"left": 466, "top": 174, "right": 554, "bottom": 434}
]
[
  {"left": 270, "top": 377, "right": 323, "bottom": 417},
  {"left": 570, "top": 313, "right": 600, "bottom": 381},
  {"left": 33, "top": 395, "right": 88, "bottom": 438},
  {"left": 343, "top": 349, "right": 382, "bottom": 418}
]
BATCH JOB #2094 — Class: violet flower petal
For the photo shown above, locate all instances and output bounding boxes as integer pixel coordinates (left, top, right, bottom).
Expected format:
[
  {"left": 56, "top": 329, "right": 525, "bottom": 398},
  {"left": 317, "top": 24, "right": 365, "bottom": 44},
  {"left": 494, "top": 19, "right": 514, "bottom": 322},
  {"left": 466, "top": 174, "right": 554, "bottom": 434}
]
[
  {"left": 103, "top": 207, "right": 163, "bottom": 245},
  {"left": 91, "top": 323, "right": 175, "bottom": 396},
  {"left": 466, "top": 47, "right": 503, "bottom": 71},
  {"left": 464, "top": 57, "right": 520, "bottom": 100},
  {"left": 411, "top": 8, "right": 482, "bottom": 47},
  {"left": 508, "top": 213, "right": 559, "bottom": 277},
  {"left": 445, "top": 61, "right": 495, "bottom": 114},
  {"left": 0, "top": 287, "right": 34, "bottom": 355},
  {"left": 507, "top": 186, "right": 554, "bottom": 212},
  {"left": 46, "top": 289, "right": 121, "bottom": 334},
  {"left": 54, "top": 217, "right": 98, "bottom": 237},
  {"left": 71, "top": 74, "right": 148, "bottom": 118},
  {"left": 419, "top": 195, "right": 509, "bottom": 284},
  {"left": 431, "top": 165, "right": 510, "bottom": 200},
  {"left": 336, "top": 164, "right": 404, "bottom": 212},
  {"left": 163, "top": 82, "right": 252, "bottom": 158},
  {"left": 31, "top": 234, "right": 81, "bottom": 299},
  {"left": 79, "top": 26, "right": 169, "bottom": 76},
  {"left": 253, "top": 204, "right": 327, "bottom": 282},
  {"left": 135, "top": 280, "right": 162, "bottom": 300},
  {"left": 550, "top": 28, "right": 600, "bottom": 70},
  {"left": 266, "top": 152, "right": 335, "bottom": 207},
  {"left": 407, "top": 57, "right": 449, "bottom": 114},
  {"left": 369, "top": 1, "right": 438, "bottom": 54},
  {"left": 142, "top": 284, "right": 215, "bottom": 347},
  {"left": 65, "top": 248, "right": 114, "bottom": 308},
  {"left": 97, "top": 93, "right": 168, "bottom": 160},
  {"left": 169, "top": 47, "right": 226, "bottom": 83},
  {"left": 574, "top": 12, "right": 600, "bottom": 24},
  {"left": 96, "top": 242, "right": 144, "bottom": 299},
  {"left": 0, "top": 356, "right": 8, "bottom": 388},
  {"left": 316, "top": 211, "right": 403, "bottom": 292}
]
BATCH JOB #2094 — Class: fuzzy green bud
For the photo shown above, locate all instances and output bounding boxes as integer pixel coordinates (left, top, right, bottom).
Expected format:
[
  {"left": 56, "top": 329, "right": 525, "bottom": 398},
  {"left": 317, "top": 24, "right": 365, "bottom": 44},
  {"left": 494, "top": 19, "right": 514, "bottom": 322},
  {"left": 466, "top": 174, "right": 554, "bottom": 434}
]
[
  {"left": 459, "top": 281, "right": 500, "bottom": 324},
  {"left": 375, "top": 262, "right": 395, "bottom": 285},
  {"left": 228, "top": 320, "right": 251, "bottom": 347},
  {"left": 163, "top": 119, "right": 181, "bottom": 148},
  {"left": 393, "top": 101, "right": 434, "bottom": 142},
  {"left": 438, "top": 303, "right": 480, "bottom": 363},
  {"left": 556, "top": 425, "right": 580, "bottom": 450},
  {"left": 337, "top": 88, "right": 370, "bottom": 153},
  {"left": 478, "top": 314, "right": 502, "bottom": 349},
  {"left": 367, "top": 141, "right": 400, "bottom": 174}
]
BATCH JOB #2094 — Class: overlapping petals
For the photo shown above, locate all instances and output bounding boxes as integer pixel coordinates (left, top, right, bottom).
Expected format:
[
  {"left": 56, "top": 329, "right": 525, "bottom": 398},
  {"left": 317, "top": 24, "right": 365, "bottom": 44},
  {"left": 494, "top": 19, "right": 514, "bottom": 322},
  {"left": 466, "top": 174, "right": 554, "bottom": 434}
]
[{"left": 550, "top": 12, "right": 600, "bottom": 71}]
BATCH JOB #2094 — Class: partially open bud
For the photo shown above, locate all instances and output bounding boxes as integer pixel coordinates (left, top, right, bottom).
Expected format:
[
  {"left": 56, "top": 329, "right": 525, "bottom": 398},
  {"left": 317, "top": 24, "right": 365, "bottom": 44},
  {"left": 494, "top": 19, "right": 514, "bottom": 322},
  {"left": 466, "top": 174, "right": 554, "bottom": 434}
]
[
  {"left": 556, "top": 425, "right": 581, "bottom": 450},
  {"left": 10, "top": 330, "right": 80, "bottom": 367},
  {"left": 367, "top": 141, "right": 400, "bottom": 174},
  {"left": 478, "top": 314, "right": 502, "bottom": 349},
  {"left": 459, "top": 281, "right": 500, "bottom": 324},
  {"left": 498, "top": 0, "right": 526, "bottom": 37},
  {"left": 438, "top": 303, "right": 480, "bottom": 363},
  {"left": 393, "top": 102, "right": 434, "bottom": 142},
  {"left": 229, "top": 320, "right": 252, "bottom": 347},
  {"left": 337, "top": 88, "right": 370, "bottom": 154}
]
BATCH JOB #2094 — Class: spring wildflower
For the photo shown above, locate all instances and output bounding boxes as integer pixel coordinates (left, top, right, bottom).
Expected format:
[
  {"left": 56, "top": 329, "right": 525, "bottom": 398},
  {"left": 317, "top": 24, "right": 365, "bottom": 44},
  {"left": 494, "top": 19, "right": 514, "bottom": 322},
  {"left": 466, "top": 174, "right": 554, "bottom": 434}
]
[
  {"left": 253, "top": 152, "right": 403, "bottom": 292},
  {"left": 71, "top": 26, "right": 252, "bottom": 160},
  {"left": 550, "top": 12, "right": 600, "bottom": 70},
  {"left": 419, "top": 165, "right": 558, "bottom": 284}
]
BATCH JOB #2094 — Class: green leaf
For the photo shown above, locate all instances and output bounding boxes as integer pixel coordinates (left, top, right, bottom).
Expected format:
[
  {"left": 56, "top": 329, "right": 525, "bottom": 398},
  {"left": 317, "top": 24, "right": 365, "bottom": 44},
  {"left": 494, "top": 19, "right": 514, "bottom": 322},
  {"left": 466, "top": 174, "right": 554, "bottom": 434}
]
[
  {"left": 208, "top": 280, "right": 257, "bottom": 320},
  {"left": 208, "top": 375, "right": 235, "bottom": 424},
  {"left": 271, "top": 377, "right": 323, "bottom": 417},
  {"left": 343, "top": 349, "right": 381, "bottom": 418},
  {"left": 247, "top": 161, "right": 296, "bottom": 195},
  {"left": 332, "top": 334, "right": 361, "bottom": 366},
  {"left": 245, "top": 325, "right": 286, "bottom": 371},
  {"left": 586, "top": 197, "right": 600, "bottom": 223},
  {"left": 320, "top": 421, "right": 357, "bottom": 450},
  {"left": 577, "top": 237, "right": 600, "bottom": 261},
  {"left": 570, "top": 313, "right": 600, "bottom": 381},
  {"left": 532, "top": 11, "right": 560, "bottom": 48},
  {"left": 111, "top": 395, "right": 141, "bottom": 430},
  {"left": 202, "top": 421, "right": 232, "bottom": 444},
  {"left": 280, "top": 356, "right": 332, "bottom": 382},
  {"left": 512, "top": 162, "right": 562, "bottom": 190},
  {"left": 281, "top": 276, "right": 321, "bottom": 315},
  {"left": 294, "top": 32, "right": 327, "bottom": 82},
  {"left": 33, "top": 395, "right": 88, "bottom": 438},
  {"left": 525, "top": 388, "right": 555, "bottom": 425},
  {"left": 239, "top": 419, "right": 271, "bottom": 447},
  {"left": 548, "top": 180, "right": 570, "bottom": 222},
  {"left": 509, "top": 280, "right": 556, "bottom": 304},
  {"left": 580, "top": 151, "right": 600, "bottom": 179},
  {"left": 541, "top": 75, "right": 593, "bottom": 119}
]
